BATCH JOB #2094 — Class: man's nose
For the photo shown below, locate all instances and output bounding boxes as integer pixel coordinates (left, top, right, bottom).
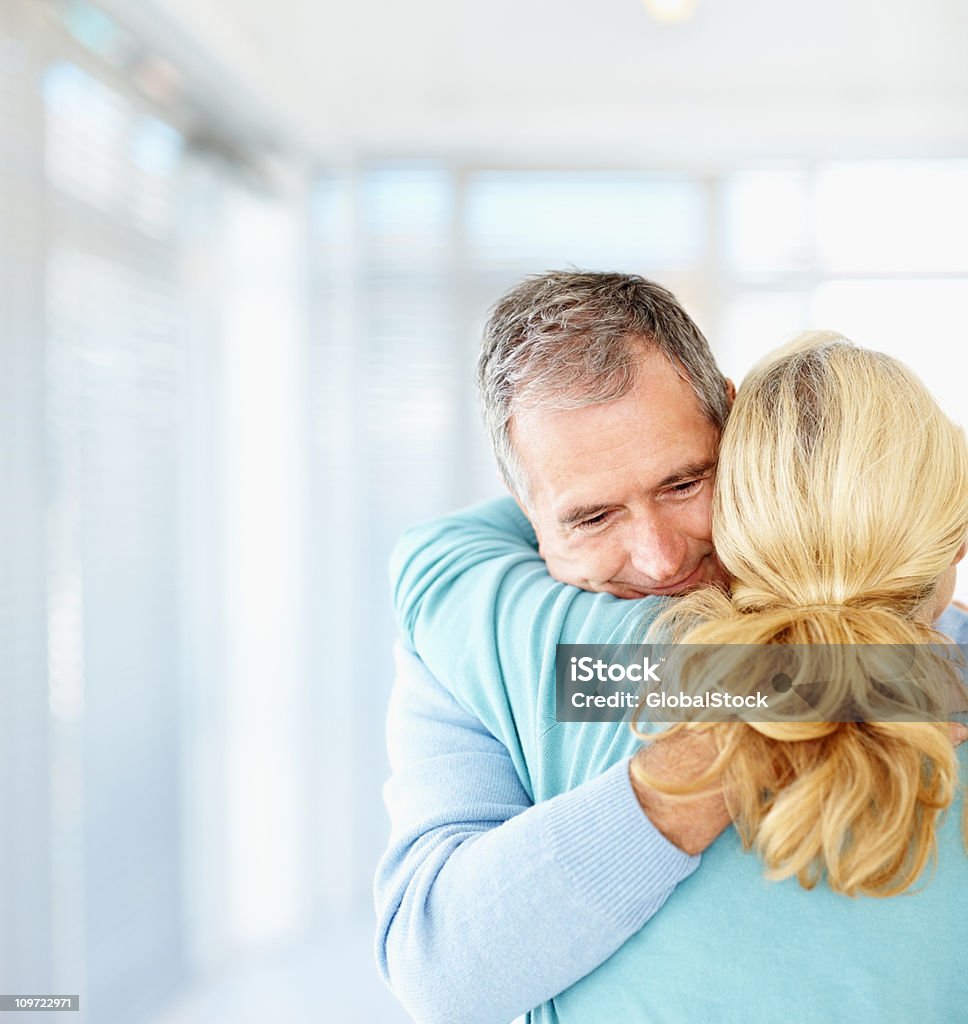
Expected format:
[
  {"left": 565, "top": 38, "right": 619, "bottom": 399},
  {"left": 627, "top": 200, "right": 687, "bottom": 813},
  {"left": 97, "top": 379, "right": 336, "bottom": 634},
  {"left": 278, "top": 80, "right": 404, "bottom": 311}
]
[{"left": 628, "top": 522, "right": 689, "bottom": 587}]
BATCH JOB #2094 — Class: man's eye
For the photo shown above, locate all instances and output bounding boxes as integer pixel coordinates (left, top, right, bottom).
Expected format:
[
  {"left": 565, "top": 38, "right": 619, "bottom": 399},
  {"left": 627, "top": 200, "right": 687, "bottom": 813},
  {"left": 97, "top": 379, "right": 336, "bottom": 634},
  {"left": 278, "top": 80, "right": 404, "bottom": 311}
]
[
  {"left": 577, "top": 511, "right": 614, "bottom": 531},
  {"left": 668, "top": 478, "right": 703, "bottom": 497}
]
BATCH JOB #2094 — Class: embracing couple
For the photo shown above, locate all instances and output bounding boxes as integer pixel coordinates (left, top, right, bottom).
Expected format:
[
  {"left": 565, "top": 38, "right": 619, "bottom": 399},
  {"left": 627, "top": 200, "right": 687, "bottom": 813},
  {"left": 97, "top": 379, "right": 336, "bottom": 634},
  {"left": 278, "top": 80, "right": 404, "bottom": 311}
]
[{"left": 376, "top": 272, "right": 968, "bottom": 1024}]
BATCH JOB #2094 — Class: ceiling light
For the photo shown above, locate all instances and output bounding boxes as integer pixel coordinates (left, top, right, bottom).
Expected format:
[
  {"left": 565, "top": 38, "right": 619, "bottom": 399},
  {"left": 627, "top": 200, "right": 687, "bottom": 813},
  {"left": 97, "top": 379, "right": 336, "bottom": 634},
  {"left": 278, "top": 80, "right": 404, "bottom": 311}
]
[{"left": 642, "top": 0, "right": 697, "bottom": 24}]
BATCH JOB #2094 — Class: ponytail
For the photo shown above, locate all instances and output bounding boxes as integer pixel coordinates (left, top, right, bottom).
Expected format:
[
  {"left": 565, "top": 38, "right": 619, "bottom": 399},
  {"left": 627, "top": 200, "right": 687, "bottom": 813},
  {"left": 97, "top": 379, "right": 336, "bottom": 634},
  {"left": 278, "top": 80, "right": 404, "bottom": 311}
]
[{"left": 633, "top": 593, "right": 962, "bottom": 897}]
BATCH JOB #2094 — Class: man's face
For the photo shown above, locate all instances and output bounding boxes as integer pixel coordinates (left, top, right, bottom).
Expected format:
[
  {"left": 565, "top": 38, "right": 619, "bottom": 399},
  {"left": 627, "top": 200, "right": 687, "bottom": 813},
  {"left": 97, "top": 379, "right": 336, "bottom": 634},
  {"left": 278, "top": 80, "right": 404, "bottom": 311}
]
[{"left": 512, "top": 348, "right": 731, "bottom": 598}]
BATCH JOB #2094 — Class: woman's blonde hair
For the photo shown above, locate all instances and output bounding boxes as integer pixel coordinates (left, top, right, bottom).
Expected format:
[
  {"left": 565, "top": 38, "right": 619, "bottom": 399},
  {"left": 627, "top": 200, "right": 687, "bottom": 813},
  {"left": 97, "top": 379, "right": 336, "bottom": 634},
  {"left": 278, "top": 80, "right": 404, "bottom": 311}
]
[{"left": 633, "top": 331, "right": 968, "bottom": 897}]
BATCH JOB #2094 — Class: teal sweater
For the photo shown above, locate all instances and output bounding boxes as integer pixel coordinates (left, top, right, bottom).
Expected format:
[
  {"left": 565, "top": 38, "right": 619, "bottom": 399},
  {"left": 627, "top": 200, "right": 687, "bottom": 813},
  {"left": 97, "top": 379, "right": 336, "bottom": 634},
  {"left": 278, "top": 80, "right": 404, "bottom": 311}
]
[{"left": 392, "top": 498, "right": 968, "bottom": 1023}]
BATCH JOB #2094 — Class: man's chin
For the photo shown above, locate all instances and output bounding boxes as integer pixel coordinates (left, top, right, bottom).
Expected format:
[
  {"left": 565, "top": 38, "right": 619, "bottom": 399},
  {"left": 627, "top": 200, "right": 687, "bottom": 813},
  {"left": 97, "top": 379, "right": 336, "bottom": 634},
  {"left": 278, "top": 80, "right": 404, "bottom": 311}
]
[{"left": 596, "top": 583, "right": 659, "bottom": 600}]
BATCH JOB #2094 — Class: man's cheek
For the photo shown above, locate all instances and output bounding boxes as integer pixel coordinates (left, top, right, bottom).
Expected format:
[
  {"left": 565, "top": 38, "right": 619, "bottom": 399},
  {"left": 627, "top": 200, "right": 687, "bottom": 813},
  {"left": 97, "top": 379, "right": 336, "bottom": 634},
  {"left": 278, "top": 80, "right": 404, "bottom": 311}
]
[
  {"left": 540, "top": 542, "right": 594, "bottom": 589},
  {"left": 536, "top": 538, "right": 566, "bottom": 576},
  {"left": 692, "top": 493, "right": 715, "bottom": 543},
  {"left": 674, "top": 508, "right": 711, "bottom": 555}
]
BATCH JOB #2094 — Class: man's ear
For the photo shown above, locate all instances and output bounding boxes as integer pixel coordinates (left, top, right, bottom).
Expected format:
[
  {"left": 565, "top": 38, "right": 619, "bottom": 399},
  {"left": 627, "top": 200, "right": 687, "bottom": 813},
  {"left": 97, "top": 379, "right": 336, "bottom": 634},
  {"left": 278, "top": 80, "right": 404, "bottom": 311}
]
[
  {"left": 510, "top": 491, "right": 546, "bottom": 552},
  {"left": 725, "top": 378, "right": 736, "bottom": 408},
  {"left": 508, "top": 481, "right": 530, "bottom": 517},
  {"left": 513, "top": 493, "right": 530, "bottom": 520}
]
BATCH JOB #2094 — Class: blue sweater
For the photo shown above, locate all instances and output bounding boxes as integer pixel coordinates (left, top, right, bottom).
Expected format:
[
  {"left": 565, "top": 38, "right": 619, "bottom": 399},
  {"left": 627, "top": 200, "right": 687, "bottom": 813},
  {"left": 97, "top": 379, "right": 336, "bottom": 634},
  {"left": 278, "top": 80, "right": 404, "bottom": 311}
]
[
  {"left": 376, "top": 499, "right": 696, "bottom": 1024},
  {"left": 379, "top": 498, "right": 968, "bottom": 1023}
]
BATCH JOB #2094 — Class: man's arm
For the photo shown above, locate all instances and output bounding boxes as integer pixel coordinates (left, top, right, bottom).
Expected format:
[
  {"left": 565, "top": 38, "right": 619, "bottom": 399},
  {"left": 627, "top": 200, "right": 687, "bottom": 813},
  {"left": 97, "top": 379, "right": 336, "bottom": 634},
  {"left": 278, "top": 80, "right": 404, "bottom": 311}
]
[
  {"left": 379, "top": 499, "right": 731, "bottom": 1019},
  {"left": 375, "top": 646, "right": 699, "bottom": 1024},
  {"left": 391, "top": 497, "right": 660, "bottom": 768},
  {"left": 391, "top": 495, "right": 733, "bottom": 826}
]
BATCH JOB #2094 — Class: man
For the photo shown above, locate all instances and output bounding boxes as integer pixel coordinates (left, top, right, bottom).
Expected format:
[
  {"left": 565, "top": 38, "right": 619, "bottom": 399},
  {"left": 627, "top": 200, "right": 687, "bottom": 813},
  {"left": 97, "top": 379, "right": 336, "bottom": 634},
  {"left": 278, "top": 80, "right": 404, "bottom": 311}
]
[
  {"left": 375, "top": 272, "right": 967, "bottom": 1023},
  {"left": 375, "top": 271, "right": 735, "bottom": 1024}
]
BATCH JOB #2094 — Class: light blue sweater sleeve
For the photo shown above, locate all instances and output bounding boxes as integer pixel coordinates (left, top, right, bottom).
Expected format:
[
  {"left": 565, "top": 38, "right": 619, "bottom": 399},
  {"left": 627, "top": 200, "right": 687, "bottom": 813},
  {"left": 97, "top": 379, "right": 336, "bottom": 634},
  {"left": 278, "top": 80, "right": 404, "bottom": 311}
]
[
  {"left": 391, "top": 497, "right": 663, "bottom": 783},
  {"left": 377, "top": 498, "right": 700, "bottom": 1023},
  {"left": 375, "top": 646, "right": 697, "bottom": 1024}
]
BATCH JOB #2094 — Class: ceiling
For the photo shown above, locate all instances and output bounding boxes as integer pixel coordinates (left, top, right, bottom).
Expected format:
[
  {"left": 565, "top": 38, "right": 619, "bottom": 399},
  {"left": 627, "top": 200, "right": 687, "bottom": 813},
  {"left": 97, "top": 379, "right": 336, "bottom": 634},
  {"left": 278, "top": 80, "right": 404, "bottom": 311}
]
[{"left": 101, "top": 0, "right": 968, "bottom": 164}]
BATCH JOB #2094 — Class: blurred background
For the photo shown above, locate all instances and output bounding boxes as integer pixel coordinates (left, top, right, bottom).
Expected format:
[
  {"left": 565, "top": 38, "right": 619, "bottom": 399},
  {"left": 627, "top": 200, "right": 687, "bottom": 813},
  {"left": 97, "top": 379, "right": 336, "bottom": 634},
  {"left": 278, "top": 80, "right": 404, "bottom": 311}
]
[{"left": 1, "top": 0, "right": 967, "bottom": 1020}]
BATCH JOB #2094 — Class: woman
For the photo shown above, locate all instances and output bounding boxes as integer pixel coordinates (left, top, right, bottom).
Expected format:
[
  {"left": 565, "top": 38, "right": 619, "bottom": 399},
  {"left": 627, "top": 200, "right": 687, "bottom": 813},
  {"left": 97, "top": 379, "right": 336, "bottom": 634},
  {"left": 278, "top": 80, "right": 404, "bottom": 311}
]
[
  {"left": 394, "top": 333, "right": 968, "bottom": 1022},
  {"left": 632, "top": 331, "right": 968, "bottom": 899}
]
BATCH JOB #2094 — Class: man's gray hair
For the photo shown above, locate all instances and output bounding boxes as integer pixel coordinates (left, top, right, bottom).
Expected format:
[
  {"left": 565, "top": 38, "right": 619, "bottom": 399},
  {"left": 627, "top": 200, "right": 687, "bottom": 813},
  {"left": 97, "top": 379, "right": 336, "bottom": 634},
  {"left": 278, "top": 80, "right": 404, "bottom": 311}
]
[{"left": 477, "top": 270, "right": 730, "bottom": 504}]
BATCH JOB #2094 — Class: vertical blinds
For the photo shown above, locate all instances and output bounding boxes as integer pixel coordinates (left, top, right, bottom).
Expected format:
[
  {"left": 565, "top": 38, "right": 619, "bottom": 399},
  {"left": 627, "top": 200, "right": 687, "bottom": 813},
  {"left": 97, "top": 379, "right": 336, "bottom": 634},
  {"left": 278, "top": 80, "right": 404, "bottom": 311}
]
[
  {"left": 0, "top": 1, "right": 193, "bottom": 1012},
  {"left": 44, "top": 57, "right": 187, "bottom": 1020}
]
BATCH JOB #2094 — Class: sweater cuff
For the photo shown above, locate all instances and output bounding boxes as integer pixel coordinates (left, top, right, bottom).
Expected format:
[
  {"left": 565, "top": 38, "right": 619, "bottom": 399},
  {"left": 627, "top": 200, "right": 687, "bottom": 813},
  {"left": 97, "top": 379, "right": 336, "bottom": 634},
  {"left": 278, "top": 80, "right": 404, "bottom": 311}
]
[{"left": 543, "top": 757, "right": 699, "bottom": 932}]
